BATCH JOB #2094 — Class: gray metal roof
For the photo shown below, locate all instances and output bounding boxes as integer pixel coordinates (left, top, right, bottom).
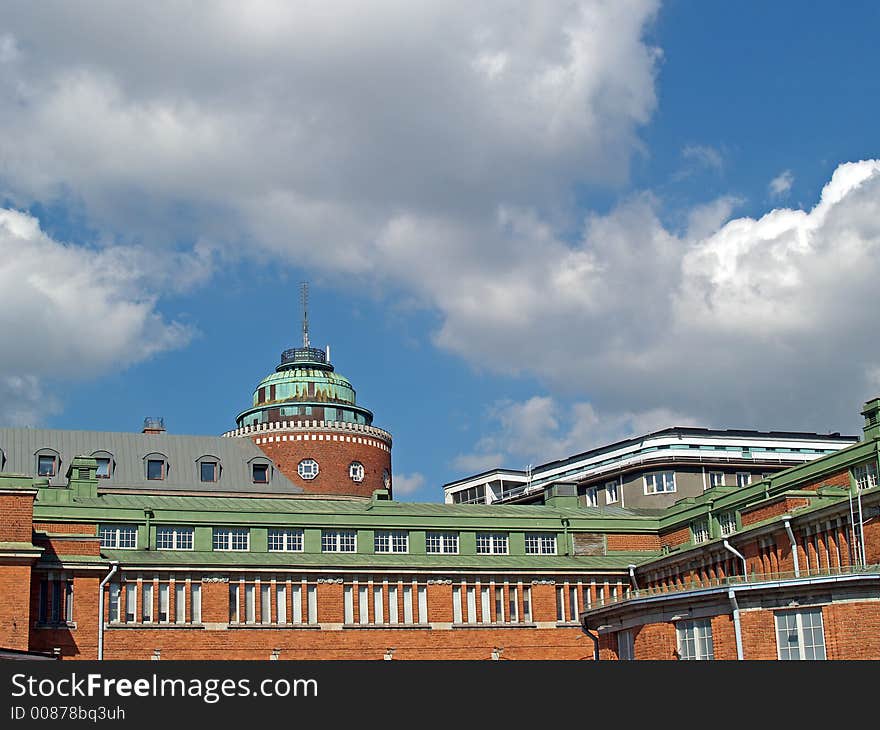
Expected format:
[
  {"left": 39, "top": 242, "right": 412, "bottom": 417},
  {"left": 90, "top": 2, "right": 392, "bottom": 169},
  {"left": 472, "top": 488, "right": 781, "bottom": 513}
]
[{"left": 0, "top": 428, "right": 302, "bottom": 494}]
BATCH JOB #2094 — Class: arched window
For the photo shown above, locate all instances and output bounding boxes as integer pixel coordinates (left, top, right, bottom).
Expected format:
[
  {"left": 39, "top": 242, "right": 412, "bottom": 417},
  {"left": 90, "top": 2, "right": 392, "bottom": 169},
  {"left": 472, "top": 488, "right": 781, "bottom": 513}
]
[
  {"left": 196, "top": 455, "right": 221, "bottom": 483},
  {"left": 91, "top": 450, "right": 115, "bottom": 479},
  {"left": 144, "top": 453, "right": 170, "bottom": 481},
  {"left": 35, "top": 448, "right": 61, "bottom": 478}
]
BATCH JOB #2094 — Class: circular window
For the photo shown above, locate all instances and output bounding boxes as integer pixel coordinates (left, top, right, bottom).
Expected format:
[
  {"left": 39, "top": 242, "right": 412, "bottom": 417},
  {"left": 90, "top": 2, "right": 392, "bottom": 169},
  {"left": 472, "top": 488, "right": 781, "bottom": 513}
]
[
  {"left": 349, "top": 461, "right": 365, "bottom": 483},
  {"left": 297, "top": 458, "right": 319, "bottom": 480},
  {"left": 382, "top": 469, "right": 391, "bottom": 489}
]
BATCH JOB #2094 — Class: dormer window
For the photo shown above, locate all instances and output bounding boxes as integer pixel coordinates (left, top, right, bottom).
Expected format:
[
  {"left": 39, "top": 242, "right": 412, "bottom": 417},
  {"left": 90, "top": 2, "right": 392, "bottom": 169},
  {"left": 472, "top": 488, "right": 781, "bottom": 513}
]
[
  {"left": 92, "top": 451, "right": 114, "bottom": 479},
  {"left": 144, "top": 453, "right": 169, "bottom": 481},
  {"left": 201, "top": 461, "right": 218, "bottom": 482},
  {"left": 38, "top": 454, "right": 58, "bottom": 477},
  {"left": 252, "top": 463, "right": 269, "bottom": 484}
]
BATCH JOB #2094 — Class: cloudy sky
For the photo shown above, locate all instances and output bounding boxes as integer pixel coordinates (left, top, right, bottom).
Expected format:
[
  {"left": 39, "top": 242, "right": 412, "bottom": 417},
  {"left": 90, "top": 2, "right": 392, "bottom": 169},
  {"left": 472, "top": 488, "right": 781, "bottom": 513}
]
[{"left": 1, "top": 1, "right": 879, "bottom": 500}]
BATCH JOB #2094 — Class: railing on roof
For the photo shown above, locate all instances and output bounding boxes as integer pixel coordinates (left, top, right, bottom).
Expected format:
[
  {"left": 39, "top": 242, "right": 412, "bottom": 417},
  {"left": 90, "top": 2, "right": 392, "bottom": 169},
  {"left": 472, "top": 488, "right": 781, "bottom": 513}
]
[
  {"left": 280, "top": 347, "right": 327, "bottom": 365},
  {"left": 584, "top": 563, "right": 880, "bottom": 612}
]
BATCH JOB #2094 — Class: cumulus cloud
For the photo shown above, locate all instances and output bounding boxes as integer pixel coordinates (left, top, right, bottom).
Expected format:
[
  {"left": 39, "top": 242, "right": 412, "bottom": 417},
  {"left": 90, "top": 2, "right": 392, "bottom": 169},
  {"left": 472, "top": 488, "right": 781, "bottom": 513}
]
[
  {"left": 0, "top": 208, "right": 204, "bottom": 424},
  {"left": 392, "top": 472, "right": 426, "bottom": 496},
  {"left": 769, "top": 170, "right": 794, "bottom": 198},
  {"left": 453, "top": 397, "right": 699, "bottom": 473}
]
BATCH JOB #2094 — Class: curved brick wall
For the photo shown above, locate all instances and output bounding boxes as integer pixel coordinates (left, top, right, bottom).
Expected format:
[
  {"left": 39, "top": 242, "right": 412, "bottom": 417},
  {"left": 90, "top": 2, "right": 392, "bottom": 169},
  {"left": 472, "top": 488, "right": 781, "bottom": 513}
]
[{"left": 249, "top": 429, "right": 392, "bottom": 497}]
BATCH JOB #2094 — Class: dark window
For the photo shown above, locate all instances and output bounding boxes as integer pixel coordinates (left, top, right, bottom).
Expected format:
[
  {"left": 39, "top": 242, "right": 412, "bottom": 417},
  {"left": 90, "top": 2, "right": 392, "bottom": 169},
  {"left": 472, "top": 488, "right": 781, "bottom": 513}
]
[
  {"left": 38, "top": 454, "right": 57, "bottom": 477},
  {"left": 258, "top": 387, "right": 266, "bottom": 403},
  {"left": 147, "top": 459, "right": 165, "bottom": 480},
  {"left": 95, "top": 457, "right": 111, "bottom": 478},
  {"left": 252, "top": 463, "right": 269, "bottom": 484},
  {"left": 270, "top": 384, "right": 276, "bottom": 400},
  {"left": 200, "top": 461, "right": 218, "bottom": 482}
]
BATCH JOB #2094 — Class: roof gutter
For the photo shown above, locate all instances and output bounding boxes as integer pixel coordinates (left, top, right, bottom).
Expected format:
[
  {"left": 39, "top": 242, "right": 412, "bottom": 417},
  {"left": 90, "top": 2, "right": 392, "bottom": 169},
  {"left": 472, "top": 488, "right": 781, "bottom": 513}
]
[
  {"left": 97, "top": 561, "right": 119, "bottom": 661},
  {"left": 580, "top": 617, "right": 600, "bottom": 661}
]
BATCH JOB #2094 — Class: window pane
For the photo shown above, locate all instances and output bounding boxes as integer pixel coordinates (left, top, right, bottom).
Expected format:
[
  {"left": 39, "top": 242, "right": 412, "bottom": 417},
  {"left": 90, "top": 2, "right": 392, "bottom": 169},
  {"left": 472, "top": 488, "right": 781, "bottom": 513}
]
[
  {"left": 252, "top": 464, "right": 269, "bottom": 483},
  {"left": 38, "top": 455, "right": 56, "bottom": 477},
  {"left": 96, "top": 458, "right": 111, "bottom": 478},
  {"left": 147, "top": 459, "right": 164, "bottom": 480},
  {"left": 200, "top": 462, "right": 217, "bottom": 482}
]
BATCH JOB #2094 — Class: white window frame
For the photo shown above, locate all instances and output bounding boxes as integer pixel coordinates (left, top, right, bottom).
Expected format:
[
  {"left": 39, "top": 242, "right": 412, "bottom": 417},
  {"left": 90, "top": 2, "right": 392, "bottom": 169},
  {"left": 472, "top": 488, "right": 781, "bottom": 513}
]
[
  {"left": 644, "top": 471, "right": 676, "bottom": 495},
  {"left": 775, "top": 608, "right": 826, "bottom": 660},
  {"left": 297, "top": 458, "right": 320, "bottom": 480},
  {"left": 618, "top": 629, "right": 635, "bottom": 660},
  {"left": 321, "top": 530, "right": 357, "bottom": 553},
  {"left": 155, "top": 526, "right": 194, "bottom": 550},
  {"left": 584, "top": 486, "right": 599, "bottom": 507},
  {"left": 426, "top": 532, "right": 459, "bottom": 554},
  {"left": 213, "top": 527, "right": 250, "bottom": 551},
  {"left": 267, "top": 528, "right": 304, "bottom": 552},
  {"left": 605, "top": 480, "right": 619, "bottom": 504},
  {"left": 349, "top": 461, "right": 365, "bottom": 483},
  {"left": 99, "top": 525, "right": 138, "bottom": 549},
  {"left": 374, "top": 530, "right": 408, "bottom": 554},
  {"left": 853, "top": 462, "right": 879, "bottom": 491},
  {"left": 692, "top": 518, "right": 710, "bottom": 544},
  {"left": 736, "top": 472, "right": 752, "bottom": 488},
  {"left": 476, "top": 532, "right": 509, "bottom": 555},
  {"left": 708, "top": 471, "right": 725, "bottom": 489},
  {"left": 676, "top": 618, "right": 714, "bottom": 660},
  {"left": 719, "top": 511, "right": 737, "bottom": 537},
  {"left": 524, "top": 533, "right": 557, "bottom": 555}
]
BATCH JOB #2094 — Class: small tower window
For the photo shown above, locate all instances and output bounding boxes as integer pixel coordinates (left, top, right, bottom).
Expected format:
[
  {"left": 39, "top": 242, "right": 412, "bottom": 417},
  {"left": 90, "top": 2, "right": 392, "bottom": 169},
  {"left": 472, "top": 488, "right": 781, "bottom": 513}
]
[
  {"left": 252, "top": 463, "right": 270, "bottom": 484},
  {"left": 298, "top": 459, "right": 319, "bottom": 480},
  {"left": 349, "top": 461, "right": 365, "bottom": 483}
]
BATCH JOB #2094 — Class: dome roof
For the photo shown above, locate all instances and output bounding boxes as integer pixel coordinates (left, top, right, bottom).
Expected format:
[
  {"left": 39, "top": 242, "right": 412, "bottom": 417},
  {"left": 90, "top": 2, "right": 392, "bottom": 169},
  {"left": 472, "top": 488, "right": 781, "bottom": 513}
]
[{"left": 252, "top": 366, "right": 356, "bottom": 407}]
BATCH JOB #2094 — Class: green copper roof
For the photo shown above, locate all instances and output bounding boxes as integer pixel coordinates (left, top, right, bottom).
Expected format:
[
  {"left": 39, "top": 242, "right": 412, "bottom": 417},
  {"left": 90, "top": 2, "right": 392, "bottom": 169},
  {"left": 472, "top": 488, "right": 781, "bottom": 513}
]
[{"left": 252, "top": 367, "right": 357, "bottom": 407}]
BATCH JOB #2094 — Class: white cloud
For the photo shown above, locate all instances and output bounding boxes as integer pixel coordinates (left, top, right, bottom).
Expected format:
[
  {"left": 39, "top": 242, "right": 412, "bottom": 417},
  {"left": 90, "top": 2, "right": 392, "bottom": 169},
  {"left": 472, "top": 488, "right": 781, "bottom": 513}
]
[
  {"left": 453, "top": 397, "right": 699, "bottom": 473},
  {"left": 682, "top": 144, "right": 724, "bottom": 172},
  {"left": 0, "top": 375, "right": 59, "bottom": 427},
  {"left": 769, "top": 170, "right": 794, "bottom": 198},
  {"left": 0, "top": 208, "right": 203, "bottom": 423},
  {"left": 392, "top": 472, "right": 426, "bottom": 496}
]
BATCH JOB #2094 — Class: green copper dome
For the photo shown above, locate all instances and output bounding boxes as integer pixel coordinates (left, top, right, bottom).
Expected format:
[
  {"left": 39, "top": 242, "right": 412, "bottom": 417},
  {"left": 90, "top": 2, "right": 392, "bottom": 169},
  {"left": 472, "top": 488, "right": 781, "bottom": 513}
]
[{"left": 235, "top": 346, "right": 374, "bottom": 428}]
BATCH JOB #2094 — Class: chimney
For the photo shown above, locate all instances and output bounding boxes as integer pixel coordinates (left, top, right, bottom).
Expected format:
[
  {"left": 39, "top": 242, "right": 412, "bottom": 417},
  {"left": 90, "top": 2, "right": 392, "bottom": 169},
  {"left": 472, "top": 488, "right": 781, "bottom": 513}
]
[
  {"left": 861, "top": 398, "right": 880, "bottom": 441},
  {"left": 142, "top": 417, "right": 166, "bottom": 435}
]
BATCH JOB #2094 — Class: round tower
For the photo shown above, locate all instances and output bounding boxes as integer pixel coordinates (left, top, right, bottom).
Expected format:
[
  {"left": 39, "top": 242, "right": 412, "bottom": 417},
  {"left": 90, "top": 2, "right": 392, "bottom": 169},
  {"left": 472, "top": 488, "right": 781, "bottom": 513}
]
[{"left": 224, "top": 287, "right": 392, "bottom": 497}]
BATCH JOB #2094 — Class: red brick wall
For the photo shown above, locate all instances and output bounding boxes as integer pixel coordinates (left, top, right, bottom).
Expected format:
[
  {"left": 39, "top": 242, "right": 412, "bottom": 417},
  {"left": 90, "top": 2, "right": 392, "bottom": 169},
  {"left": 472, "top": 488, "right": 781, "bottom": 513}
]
[
  {"left": 0, "top": 564, "right": 33, "bottom": 650},
  {"left": 33, "top": 523, "right": 96, "bottom": 535},
  {"left": 606, "top": 533, "right": 661, "bottom": 551},
  {"left": 253, "top": 433, "right": 391, "bottom": 497},
  {"left": 29, "top": 575, "right": 100, "bottom": 659},
  {"left": 0, "top": 493, "right": 34, "bottom": 542},
  {"left": 33, "top": 536, "right": 101, "bottom": 557},
  {"left": 799, "top": 469, "right": 851, "bottom": 492},
  {"left": 741, "top": 497, "right": 809, "bottom": 527},
  {"left": 660, "top": 526, "right": 691, "bottom": 550},
  {"left": 823, "top": 601, "right": 880, "bottom": 659}
]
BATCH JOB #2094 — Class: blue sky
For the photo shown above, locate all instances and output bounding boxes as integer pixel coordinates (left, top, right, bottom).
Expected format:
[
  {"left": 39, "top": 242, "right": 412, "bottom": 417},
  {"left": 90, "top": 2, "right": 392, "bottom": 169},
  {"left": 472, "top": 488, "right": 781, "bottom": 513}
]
[{"left": 1, "top": 1, "right": 879, "bottom": 501}]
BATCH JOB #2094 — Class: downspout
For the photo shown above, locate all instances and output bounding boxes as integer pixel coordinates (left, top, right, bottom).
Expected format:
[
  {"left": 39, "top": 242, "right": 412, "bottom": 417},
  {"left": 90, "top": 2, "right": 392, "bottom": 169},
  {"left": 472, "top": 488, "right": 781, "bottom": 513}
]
[
  {"left": 97, "top": 561, "right": 119, "bottom": 661},
  {"left": 723, "top": 539, "right": 748, "bottom": 580},
  {"left": 561, "top": 518, "right": 571, "bottom": 556},
  {"left": 628, "top": 564, "right": 639, "bottom": 591},
  {"left": 782, "top": 516, "right": 800, "bottom": 577},
  {"left": 727, "top": 587, "right": 744, "bottom": 661},
  {"left": 580, "top": 618, "right": 600, "bottom": 661}
]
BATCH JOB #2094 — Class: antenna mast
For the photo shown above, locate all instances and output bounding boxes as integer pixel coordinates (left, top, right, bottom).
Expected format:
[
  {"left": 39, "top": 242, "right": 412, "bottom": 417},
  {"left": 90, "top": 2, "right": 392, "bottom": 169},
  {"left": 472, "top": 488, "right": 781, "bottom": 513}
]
[{"left": 301, "top": 281, "right": 310, "bottom": 348}]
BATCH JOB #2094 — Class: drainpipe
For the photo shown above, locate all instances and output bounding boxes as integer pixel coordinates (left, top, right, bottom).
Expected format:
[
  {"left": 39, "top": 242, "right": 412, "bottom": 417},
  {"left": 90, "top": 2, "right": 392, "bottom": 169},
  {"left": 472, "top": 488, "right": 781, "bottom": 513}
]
[
  {"left": 97, "top": 561, "right": 119, "bottom": 661},
  {"left": 727, "top": 587, "right": 744, "bottom": 661},
  {"left": 580, "top": 618, "right": 600, "bottom": 661},
  {"left": 782, "top": 516, "right": 800, "bottom": 577},
  {"left": 144, "top": 510, "right": 154, "bottom": 550},
  {"left": 628, "top": 564, "right": 639, "bottom": 591},
  {"left": 561, "top": 518, "right": 571, "bottom": 556},
  {"left": 723, "top": 539, "right": 748, "bottom": 580}
]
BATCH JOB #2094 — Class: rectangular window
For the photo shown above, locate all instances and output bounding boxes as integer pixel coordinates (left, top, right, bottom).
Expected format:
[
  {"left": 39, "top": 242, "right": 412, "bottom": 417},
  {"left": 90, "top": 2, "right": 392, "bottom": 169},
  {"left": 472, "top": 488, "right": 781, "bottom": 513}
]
[
  {"left": 568, "top": 586, "right": 578, "bottom": 621},
  {"left": 508, "top": 585, "right": 519, "bottom": 623},
  {"left": 605, "top": 480, "right": 619, "bottom": 504},
  {"left": 475, "top": 533, "right": 508, "bottom": 555},
  {"left": 373, "top": 586, "right": 384, "bottom": 625},
  {"left": 417, "top": 586, "right": 428, "bottom": 624},
  {"left": 556, "top": 586, "right": 565, "bottom": 622},
  {"left": 719, "top": 511, "right": 737, "bottom": 537},
  {"left": 466, "top": 586, "right": 477, "bottom": 623},
  {"left": 736, "top": 472, "right": 751, "bottom": 488},
  {"left": 403, "top": 586, "right": 414, "bottom": 624},
  {"left": 452, "top": 586, "right": 462, "bottom": 624},
  {"left": 374, "top": 530, "right": 409, "bottom": 554},
  {"left": 525, "top": 533, "right": 557, "bottom": 555},
  {"left": 307, "top": 585, "right": 317, "bottom": 624},
  {"left": 708, "top": 471, "right": 725, "bottom": 489},
  {"left": 494, "top": 586, "right": 504, "bottom": 623},
  {"left": 776, "top": 609, "right": 826, "bottom": 660},
  {"left": 124, "top": 583, "right": 137, "bottom": 622},
  {"left": 108, "top": 583, "right": 120, "bottom": 623},
  {"left": 175, "top": 583, "right": 186, "bottom": 623},
  {"left": 158, "top": 583, "right": 169, "bottom": 623},
  {"left": 388, "top": 585, "right": 398, "bottom": 624},
  {"left": 99, "top": 525, "right": 138, "bottom": 549},
  {"left": 229, "top": 583, "right": 240, "bottom": 623},
  {"left": 261, "top": 584, "right": 271, "bottom": 623},
  {"left": 676, "top": 619, "right": 715, "bottom": 660},
  {"left": 146, "top": 459, "right": 165, "bottom": 480},
  {"left": 200, "top": 461, "right": 218, "bottom": 482},
  {"left": 853, "top": 462, "right": 879, "bottom": 491},
  {"left": 38, "top": 454, "right": 57, "bottom": 477},
  {"left": 252, "top": 463, "right": 269, "bottom": 484},
  {"left": 344, "top": 585, "right": 354, "bottom": 624},
  {"left": 275, "top": 584, "right": 285, "bottom": 624},
  {"left": 213, "top": 527, "right": 250, "bottom": 551},
  {"left": 522, "top": 585, "right": 532, "bottom": 622},
  {"left": 321, "top": 530, "right": 357, "bottom": 552},
  {"left": 156, "top": 526, "right": 194, "bottom": 550},
  {"left": 481, "top": 586, "right": 491, "bottom": 624},
  {"left": 291, "top": 584, "right": 303, "bottom": 624},
  {"left": 426, "top": 532, "right": 459, "bottom": 554},
  {"left": 245, "top": 584, "right": 256, "bottom": 624},
  {"left": 358, "top": 585, "right": 369, "bottom": 625},
  {"left": 584, "top": 486, "right": 599, "bottom": 507},
  {"left": 96, "top": 457, "right": 111, "bottom": 478},
  {"left": 451, "top": 485, "right": 486, "bottom": 504},
  {"left": 618, "top": 630, "right": 635, "bottom": 660},
  {"left": 191, "top": 584, "right": 201, "bottom": 624},
  {"left": 268, "top": 529, "right": 304, "bottom": 551},
  {"left": 644, "top": 471, "right": 676, "bottom": 494},
  {"left": 142, "top": 583, "right": 153, "bottom": 623},
  {"left": 692, "top": 518, "right": 710, "bottom": 544}
]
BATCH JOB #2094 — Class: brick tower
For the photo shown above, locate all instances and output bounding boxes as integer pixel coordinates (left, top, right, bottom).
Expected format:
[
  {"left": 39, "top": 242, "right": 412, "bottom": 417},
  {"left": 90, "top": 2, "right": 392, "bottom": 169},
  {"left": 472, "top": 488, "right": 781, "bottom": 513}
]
[{"left": 223, "top": 285, "right": 392, "bottom": 497}]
